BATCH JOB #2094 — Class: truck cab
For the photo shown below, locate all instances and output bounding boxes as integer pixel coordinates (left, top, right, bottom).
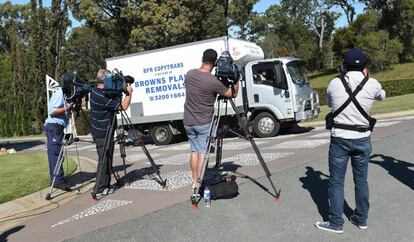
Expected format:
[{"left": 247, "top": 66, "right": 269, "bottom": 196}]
[{"left": 243, "top": 57, "right": 320, "bottom": 137}]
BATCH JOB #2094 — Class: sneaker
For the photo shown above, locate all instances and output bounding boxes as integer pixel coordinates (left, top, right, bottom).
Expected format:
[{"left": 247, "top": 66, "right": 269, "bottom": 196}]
[
  {"left": 349, "top": 215, "right": 368, "bottom": 229},
  {"left": 315, "top": 221, "right": 343, "bottom": 234},
  {"left": 53, "top": 183, "right": 71, "bottom": 192}
]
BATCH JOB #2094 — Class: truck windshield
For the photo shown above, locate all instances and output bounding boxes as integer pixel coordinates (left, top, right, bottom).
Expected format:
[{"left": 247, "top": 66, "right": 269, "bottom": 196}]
[{"left": 286, "top": 61, "right": 309, "bottom": 85}]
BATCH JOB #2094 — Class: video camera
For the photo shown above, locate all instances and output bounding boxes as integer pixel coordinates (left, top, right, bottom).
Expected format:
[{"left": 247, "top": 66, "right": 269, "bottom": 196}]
[
  {"left": 103, "top": 69, "right": 135, "bottom": 98},
  {"left": 60, "top": 72, "right": 91, "bottom": 112},
  {"left": 215, "top": 51, "right": 240, "bottom": 84}
]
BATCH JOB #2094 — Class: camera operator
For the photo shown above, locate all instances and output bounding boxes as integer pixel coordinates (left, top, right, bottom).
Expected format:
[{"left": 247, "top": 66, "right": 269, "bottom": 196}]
[
  {"left": 183, "top": 49, "right": 239, "bottom": 190},
  {"left": 44, "top": 74, "right": 75, "bottom": 191},
  {"left": 90, "top": 69, "right": 133, "bottom": 197},
  {"left": 315, "top": 48, "right": 385, "bottom": 233}
]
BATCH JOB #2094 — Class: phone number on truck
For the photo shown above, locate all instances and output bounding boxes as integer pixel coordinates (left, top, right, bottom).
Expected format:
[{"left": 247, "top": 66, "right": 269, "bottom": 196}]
[{"left": 149, "top": 92, "right": 186, "bottom": 101}]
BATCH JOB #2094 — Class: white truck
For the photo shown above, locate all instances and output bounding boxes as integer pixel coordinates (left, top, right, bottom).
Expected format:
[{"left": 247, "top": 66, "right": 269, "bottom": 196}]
[{"left": 106, "top": 36, "right": 320, "bottom": 145}]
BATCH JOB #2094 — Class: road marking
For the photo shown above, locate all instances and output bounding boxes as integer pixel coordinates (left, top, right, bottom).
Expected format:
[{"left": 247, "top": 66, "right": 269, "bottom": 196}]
[
  {"left": 143, "top": 153, "right": 191, "bottom": 165},
  {"left": 380, "top": 116, "right": 414, "bottom": 122},
  {"left": 126, "top": 170, "right": 192, "bottom": 190},
  {"left": 159, "top": 143, "right": 190, "bottom": 151},
  {"left": 51, "top": 199, "right": 132, "bottom": 228},
  {"left": 264, "top": 139, "right": 329, "bottom": 149},
  {"left": 375, "top": 121, "right": 401, "bottom": 127},
  {"left": 222, "top": 141, "right": 267, "bottom": 150},
  {"left": 221, "top": 152, "right": 293, "bottom": 166},
  {"left": 310, "top": 132, "right": 330, "bottom": 138},
  {"left": 67, "top": 144, "right": 96, "bottom": 152},
  {"left": 125, "top": 153, "right": 161, "bottom": 162}
]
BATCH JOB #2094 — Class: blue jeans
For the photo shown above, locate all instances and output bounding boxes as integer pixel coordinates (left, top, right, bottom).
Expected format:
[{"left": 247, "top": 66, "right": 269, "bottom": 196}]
[
  {"left": 328, "top": 136, "right": 371, "bottom": 227},
  {"left": 184, "top": 123, "right": 210, "bottom": 153}
]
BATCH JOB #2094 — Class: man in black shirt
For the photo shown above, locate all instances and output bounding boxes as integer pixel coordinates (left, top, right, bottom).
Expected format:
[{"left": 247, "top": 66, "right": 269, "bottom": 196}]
[{"left": 90, "top": 69, "right": 133, "bottom": 197}]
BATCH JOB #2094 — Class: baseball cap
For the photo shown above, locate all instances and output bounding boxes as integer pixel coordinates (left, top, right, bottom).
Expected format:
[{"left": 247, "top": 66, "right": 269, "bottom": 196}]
[
  {"left": 202, "top": 49, "right": 218, "bottom": 63},
  {"left": 343, "top": 48, "right": 368, "bottom": 70}
]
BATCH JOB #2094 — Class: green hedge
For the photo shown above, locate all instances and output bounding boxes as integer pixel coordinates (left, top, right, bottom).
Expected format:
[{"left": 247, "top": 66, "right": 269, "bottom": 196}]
[
  {"left": 314, "top": 78, "right": 414, "bottom": 106},
  {"left": 75, "top": 109, "right": 91, "bottom": 135}
]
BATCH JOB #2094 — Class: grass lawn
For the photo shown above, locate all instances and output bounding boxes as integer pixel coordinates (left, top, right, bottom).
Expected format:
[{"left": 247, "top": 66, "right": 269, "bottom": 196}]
[
  {"left": 0, "top": 152, "right": 76, "bottom": 204},
  {"left": 309, "top": 62, "right": 414, "bottom": 88},
  {"left": 305, "top": 93, "right": 414, "bottom": 123}
]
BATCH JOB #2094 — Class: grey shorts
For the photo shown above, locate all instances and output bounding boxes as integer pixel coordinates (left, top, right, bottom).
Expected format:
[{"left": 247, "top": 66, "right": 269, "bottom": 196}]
[{"left": 184, "top": 123, "right": 210, "bottom": 153}]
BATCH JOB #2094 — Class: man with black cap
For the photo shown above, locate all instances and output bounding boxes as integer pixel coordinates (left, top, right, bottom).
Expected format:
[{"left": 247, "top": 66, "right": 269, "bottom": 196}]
[
  {"left": 315, "top": 48, "right": 385, "bottom": 233},
  {"left": 184, "top": 48, "right": 239, "bottom": 190}
]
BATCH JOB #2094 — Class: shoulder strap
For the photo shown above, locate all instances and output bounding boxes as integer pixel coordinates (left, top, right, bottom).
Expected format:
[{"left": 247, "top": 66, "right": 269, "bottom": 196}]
[{"left": 338, "top": 75, "right": 371, "bottom": 122}]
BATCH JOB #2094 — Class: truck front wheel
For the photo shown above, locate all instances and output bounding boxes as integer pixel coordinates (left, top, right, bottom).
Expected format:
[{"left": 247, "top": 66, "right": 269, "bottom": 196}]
[
  {"left": 253, "top": 112, "right": 280, "bottom": 138},
  {"left": 151, "top": 125, "right": 173, "bottom": 145}
]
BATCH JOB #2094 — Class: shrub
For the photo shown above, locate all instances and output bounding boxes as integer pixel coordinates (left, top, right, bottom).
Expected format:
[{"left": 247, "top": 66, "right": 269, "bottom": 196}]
[
  {"left": 315, "top": 78, "right": 414, "bottom": 106},
  {"left": 74, "top": 109, "right": 91, "bottom": 135}
]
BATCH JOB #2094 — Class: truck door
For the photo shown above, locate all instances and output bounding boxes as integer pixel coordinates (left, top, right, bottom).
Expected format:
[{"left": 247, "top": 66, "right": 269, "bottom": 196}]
[{"left": 249, "top": 61, "right": 294, "bottom": 120}]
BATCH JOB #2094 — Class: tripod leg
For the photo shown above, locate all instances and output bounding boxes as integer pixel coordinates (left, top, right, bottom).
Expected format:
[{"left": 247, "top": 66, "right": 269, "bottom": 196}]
[
  {"left": 119, "top": 143, "right": 130, "bottom": 186},
  {"left": 92, "top": 114, "right": 117, "bottom": 200},
  {"left": 215, "top": 127, "right": 223, "bottom": 168},
  {"left": 138, "top": 140, "right": 167, "bottom": 189},
  {"left": 117, "top": 110, "right": 167, "bottom": 189},
  {"left": 229, "top": 99, "right": 281, "bottom": 200},
  {"left": 46, "top": 141, "right": 67, "bottom": 200},
  {"left": 191, "top": 112, "right": 221, "bottom": 206}
]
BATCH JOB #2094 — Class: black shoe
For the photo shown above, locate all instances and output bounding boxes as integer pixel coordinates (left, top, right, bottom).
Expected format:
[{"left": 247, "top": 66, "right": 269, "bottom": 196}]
[
  {"left": 349, "top": 215, "right": 368, "bottom": 229},
  {"left": 315, "top": 221, "right": 344, "bottom": 234},
  {"left": 53, "top": 183, "right": 71, "bottom": 192}
]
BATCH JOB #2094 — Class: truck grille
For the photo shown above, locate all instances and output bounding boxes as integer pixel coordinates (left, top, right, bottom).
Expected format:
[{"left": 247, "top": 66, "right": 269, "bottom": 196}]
[{"left": 304, "top": 100, "right": 312, "bottom": 111}]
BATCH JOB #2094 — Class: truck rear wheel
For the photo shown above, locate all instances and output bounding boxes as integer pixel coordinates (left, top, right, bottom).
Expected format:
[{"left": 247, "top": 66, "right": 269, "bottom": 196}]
[
  {"left": 151, "top": 125, "right": 173, "bottom": 145},
  {"left": 253, "top": 112, "right": 280, "bottom": 138}
]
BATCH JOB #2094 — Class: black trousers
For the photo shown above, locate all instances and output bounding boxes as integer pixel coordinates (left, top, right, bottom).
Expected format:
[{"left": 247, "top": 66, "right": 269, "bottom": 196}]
[{"left": 94, "top": 137, "right": 114, "bottom": 193}]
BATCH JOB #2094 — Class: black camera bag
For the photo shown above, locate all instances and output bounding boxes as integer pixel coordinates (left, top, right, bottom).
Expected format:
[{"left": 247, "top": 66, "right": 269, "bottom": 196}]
[
  {"left": 210, "top": 175, "right": 239, "bottom": 200},
  {"left": 325, "top": 112, "right": 334, "bottom": 130}
]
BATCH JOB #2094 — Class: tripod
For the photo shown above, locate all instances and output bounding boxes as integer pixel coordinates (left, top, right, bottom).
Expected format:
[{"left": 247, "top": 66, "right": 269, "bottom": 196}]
[
  {"left": 91, "top": 104, "right": 167, "bottom": 200},
  {"left": 45, "top": 112, "right": 84, "bottom": 200},
  {"left": 190, "top": 86, "right": 281, "bottom": 206}
]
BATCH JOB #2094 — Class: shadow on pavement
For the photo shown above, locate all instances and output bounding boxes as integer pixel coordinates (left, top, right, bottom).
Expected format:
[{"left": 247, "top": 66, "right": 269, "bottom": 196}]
[
  {"left": 0, "top": 225, "right": 25, "bottom": 242},
  {"left": 281, "top": 124, "right": 314, "bottom": 135},
  {"left": 0, "top": 140, "right": 44, "bottom": 151},
  {"left": 370, "top": 154, "right": 414, "bottom": 190},
  {"left": 235, "top": 171, "right": 278, "bottom": 198},
  {"left": 123, "top": 164, "right": 164, "bottom": 184},
  {"left": 299, "top": 166, "right": 352, "bottom": 221},
  {"left": 66, "top": 171, "right": 96, "bottom": 187}
]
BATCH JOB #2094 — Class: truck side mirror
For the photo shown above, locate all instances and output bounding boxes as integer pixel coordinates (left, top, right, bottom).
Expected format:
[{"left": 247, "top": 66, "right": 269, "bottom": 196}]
[{"left": 284, "top": 90, "right": 290, "bottom": 98}]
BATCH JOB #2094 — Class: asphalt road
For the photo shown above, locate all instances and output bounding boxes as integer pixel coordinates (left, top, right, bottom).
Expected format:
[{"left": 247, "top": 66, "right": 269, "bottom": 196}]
[{"left": 2, "top": 116, "right": 414, "bottom": 242}]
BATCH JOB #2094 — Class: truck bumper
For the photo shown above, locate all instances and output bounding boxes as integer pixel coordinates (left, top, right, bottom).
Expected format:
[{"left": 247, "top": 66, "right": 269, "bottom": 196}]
[{"left": 295, "top": 109, "right": 317, "bottom": 121}]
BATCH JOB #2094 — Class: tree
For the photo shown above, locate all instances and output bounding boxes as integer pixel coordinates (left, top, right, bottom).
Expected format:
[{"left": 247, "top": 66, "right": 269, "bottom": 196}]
[
  {"left": 250, "top": 4, "right": 319, "bottom": 69},
  {"left": 332, "top": 10, "right": 404, "bottom": 71},
  {"left": 50, "top": 0, "right": 70, "bottom": 79},
  {"left": 61, "top": 27, "right": 117, "bottom": 80},
  {"left": 228, "top": 0, "right": 259, "bottom": 39},
  {"left": 328, "top": 0, "right": 357, "bottom": 25},
  {"left": 69, "top": 0, "right": 229, "bottom": 53},
  {"left": 29, "top": 0, "right": 50, "bottom": 131}
]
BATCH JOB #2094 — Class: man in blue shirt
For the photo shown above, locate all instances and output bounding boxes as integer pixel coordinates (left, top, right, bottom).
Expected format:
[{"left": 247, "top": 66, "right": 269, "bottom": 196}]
[
  {"left": 44, "top": 88, "right": 74, "bottom": 191},
  {"left": 90, "top": 69, "right": 133, "bottom": 197}
]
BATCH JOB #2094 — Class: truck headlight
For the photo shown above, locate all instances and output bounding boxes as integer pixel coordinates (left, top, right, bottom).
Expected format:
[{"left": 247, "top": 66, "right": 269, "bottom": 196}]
[{"left": 296, "top": 95, "right": 304, "bottom": 110}]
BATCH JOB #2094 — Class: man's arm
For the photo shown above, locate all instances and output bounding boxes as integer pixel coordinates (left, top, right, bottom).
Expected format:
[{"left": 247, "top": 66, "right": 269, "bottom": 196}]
[
  {"left": 50, "top": 103, "right": 74, "bottom": 116},
  {"left": 49, "top": 90, "right": 74, "bottom": 116},
  {"left": 120, "top": 84, "right": 133, "bottom": 110},
  {"left": 374, "top": 84, "right": 386, "bottom": 101},
  {"left": 222, "top": 81, "right": 239, "bottom": 98}
]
